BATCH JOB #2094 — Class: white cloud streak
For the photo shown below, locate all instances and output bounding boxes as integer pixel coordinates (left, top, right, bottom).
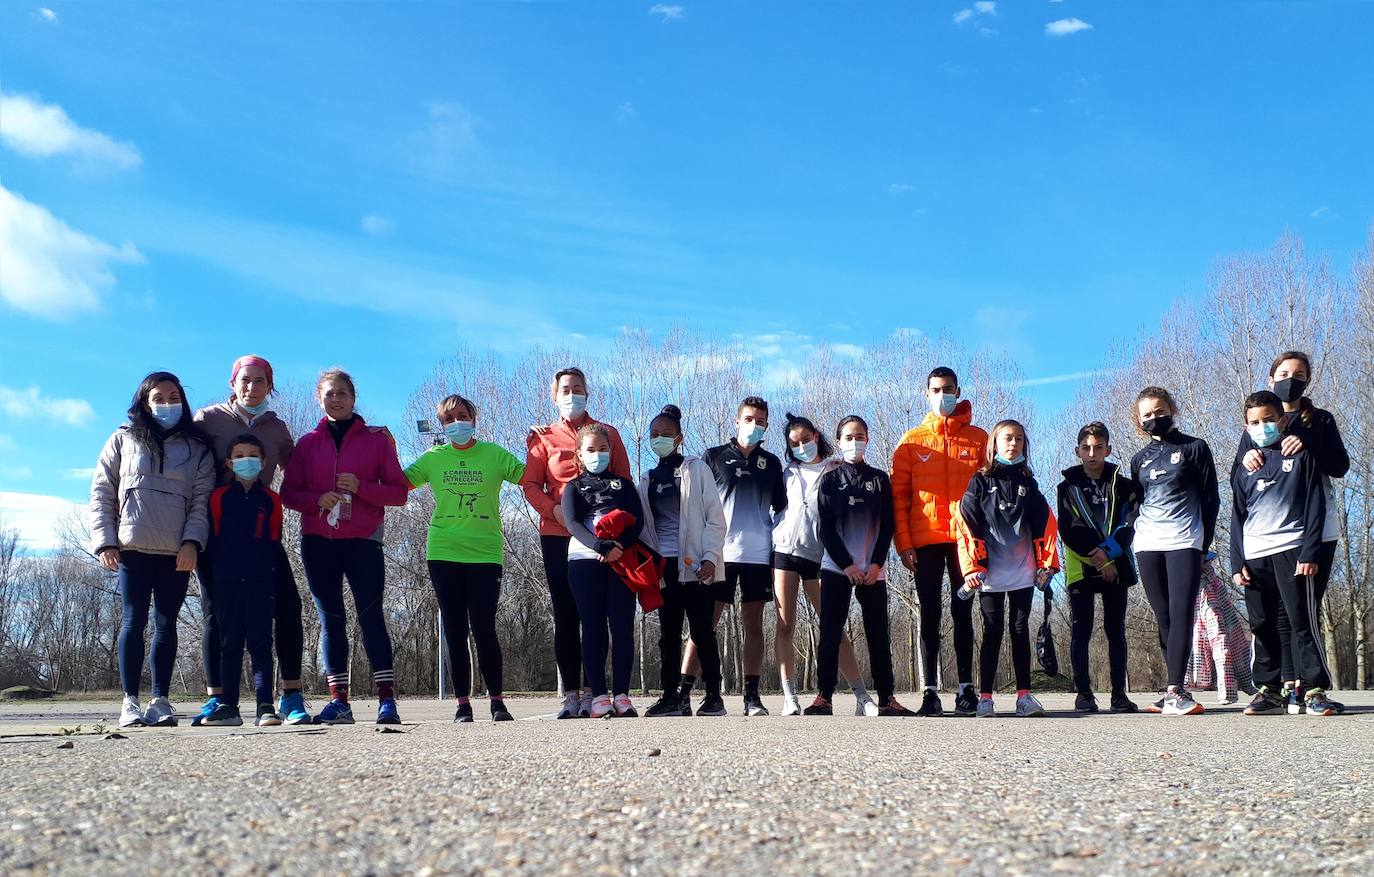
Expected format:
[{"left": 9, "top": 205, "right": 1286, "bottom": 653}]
[
  {"left": 0, "top": 385, "right": 97, "bottom": 427},
  {"left": 1046, "top": 18, "right": 1093, "bottom": 37},
  {"left": 0, "top": 184, "right": 144, "bottom": 320},
  {"left": 649, "top": 4, "right": 685, "bottom": 21},
  {"left": 0, "top": 90, "right": 141, "bottom": 171}
]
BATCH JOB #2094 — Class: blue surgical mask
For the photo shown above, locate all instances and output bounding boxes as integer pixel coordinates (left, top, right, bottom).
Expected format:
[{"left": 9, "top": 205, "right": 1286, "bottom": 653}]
[
  {"left": 649, "top": 436, "right": 678, "bottom": 459},
  {"left": 1248, "top": 421, "right": 1281, "bottom": 448},
  {"left": 738, "top": 422, "right": 766, "bottom": 447},
  {"left": 444, "top": 420, "right": 476, "bottom": 446},
  {"left": 557, "top": 394, "right": 588, "bottom": 419},
  {"left": 150, "top": 403, "right": 182, "bottom": 429},
  {"left": 231, "top": 457, "right": 263, "bottom": 481},
  {"left": 239, "top": 399, "right": 270, "bottom": 416},
  {"left": 995, "top": 453, "right": 1026, "bottom": 466},
  {"left": 931, "top": 393, "right": 958, "bottom": 416},
  {"left": 793, "top": 440, "right": 818, "bottom": 463},
  {"left": 582, "top": 450, "right": 611, "bottom": 474}
]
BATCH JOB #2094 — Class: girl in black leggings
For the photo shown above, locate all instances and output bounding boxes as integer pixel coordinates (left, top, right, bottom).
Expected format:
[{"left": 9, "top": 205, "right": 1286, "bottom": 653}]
[{"left": 1129, "top": 386, "right": 1219, "bottom": 717}]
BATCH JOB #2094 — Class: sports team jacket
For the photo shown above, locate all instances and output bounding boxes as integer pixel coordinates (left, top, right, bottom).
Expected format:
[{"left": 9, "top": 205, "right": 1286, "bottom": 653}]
[
  {"left": 891, "top": 400, "right": 989, "bottom": 552},
  {"left": 1231, "top": 399, "right": 1348, "bottom": 543},
  {"left": 1230, "top": 445, "right": 1325, "bottom": 569},
  {"left": 955, "top": 463, "right": 1059, "bottom": 593},
  {"left": 1129, "top": 429, "right": 1220, "bottom": 554},
  {"left": 1056, "top": 463, "right": 1142, "bottom": 587},
  {"left": 817, "top": 461, "right": 895, "bottom": 580}
]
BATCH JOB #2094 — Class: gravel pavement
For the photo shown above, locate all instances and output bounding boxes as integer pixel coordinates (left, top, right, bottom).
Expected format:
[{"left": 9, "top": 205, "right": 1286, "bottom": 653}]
[{"left": 3, "top": 692, "right": 1373, "bottom": 876}]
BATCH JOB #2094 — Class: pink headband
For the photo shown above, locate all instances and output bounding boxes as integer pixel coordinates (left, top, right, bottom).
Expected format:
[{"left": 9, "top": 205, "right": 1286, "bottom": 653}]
[{"left": 231, "top": 355, "right": 274, "bottom": 387}]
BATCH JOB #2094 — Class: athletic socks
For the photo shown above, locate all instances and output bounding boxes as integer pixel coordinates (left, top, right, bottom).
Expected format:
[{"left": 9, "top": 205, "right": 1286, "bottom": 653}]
[
  {"left": 457, "top": 696, "right": 470, "bottom": 707},
  {"left": 283, "top": 686, "right": 302, "bottom": 696},
  {"left": 745, "top": 675, "right": 761, "bottom": 698},
  {"left": 327, "top": 673, "right": 350, "bottom": 704},
  {"left": 849, "top": 678, "right": 870, "bottom": 701},
  {"left": 781, "top": 679, "right": 797, "bottom": 701},
  {"left": 375, "top": 669, "right": 396, "bottom": 701},
  {"left": 1016, "top": 689, "right": 1029, "bottom": 699},
  {"left": 677, "top": 675, "right": 696, "bottom": 700}
]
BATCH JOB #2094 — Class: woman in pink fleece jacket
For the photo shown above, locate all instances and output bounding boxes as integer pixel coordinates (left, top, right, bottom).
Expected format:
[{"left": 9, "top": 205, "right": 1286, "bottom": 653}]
[{"left": 281, "top": 368, "right": 409, "bottom": 725}]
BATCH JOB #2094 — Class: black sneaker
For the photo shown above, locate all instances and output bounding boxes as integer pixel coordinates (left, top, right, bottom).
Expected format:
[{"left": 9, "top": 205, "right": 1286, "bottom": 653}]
[
  {"left": 454, "top": 702, "right": 474, "bottom": 723},
  {"left": 802, "top": 695, "right": 833, "bottom": 716},
  {"left": 645, "top": 695, "right": 683, "bottom": 718},
  {"left": 1244, "top": 687, "right": 1285, "bottom": 716},
  {"left": 953, "top": 686, "right": 978, "bottom": 717},
  {"left": 696, "top": 693, "right": 727, "bottom": 716},
  {"left": 1075, "top": 692, "right": 1100, "bottom": 713},
  {"left": 1109, "top": 692, "right": 1139, "bottom": 713},
  {"left": 202, "top": 703, "right": 243, "bottom": 726},
  {"left": 916, "top": 689, "right": 944, "bottom": 717},
  {"left": 490, "top": 700, "right": 513, "bottom": 722},
  {"left": 743, "top": 692, "right": 769, "bottom": 717},
  {"left": 677, "top": 691, "right": 694, "bottom": 717}
]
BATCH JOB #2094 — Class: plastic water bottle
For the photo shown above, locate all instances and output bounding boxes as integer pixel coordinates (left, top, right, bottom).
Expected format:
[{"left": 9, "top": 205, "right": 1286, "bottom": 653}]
[{"left": 957, "top": 573, "right": 985, "bottom": 601}]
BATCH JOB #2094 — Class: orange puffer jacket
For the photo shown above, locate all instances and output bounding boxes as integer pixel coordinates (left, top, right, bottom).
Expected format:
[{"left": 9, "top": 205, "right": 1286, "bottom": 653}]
[{"left": 890, "top": 400, "right": 989, "bottom": 552}]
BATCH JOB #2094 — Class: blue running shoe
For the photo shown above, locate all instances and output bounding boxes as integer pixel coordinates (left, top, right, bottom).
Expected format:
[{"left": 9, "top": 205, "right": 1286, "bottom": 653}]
[
  {"left": 278, "top": 692, "right": 310, "bottom": 725},
  {"left": 377, "top": 698, "right": 401, "bottom": 725},
  {"left": 190, "top": 696, "right": 221, "bottom": 727},
  {"left": 314, "top": 698, "right": 354, "bottom": 725}
]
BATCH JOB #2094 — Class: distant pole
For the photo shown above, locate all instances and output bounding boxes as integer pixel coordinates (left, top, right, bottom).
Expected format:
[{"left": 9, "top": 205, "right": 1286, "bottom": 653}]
[{"left": 437, "top": 615, "right": 446, "bottom": 701}]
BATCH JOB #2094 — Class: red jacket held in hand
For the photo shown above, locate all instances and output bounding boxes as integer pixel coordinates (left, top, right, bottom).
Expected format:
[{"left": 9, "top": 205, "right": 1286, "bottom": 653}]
[{"left": 594, "top": 509, "right": 665, "bottom": 613}]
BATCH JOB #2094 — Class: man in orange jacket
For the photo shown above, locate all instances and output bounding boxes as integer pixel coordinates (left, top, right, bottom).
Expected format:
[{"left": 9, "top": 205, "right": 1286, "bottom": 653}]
[{"left": 891, "top": 366, "right": 988, "bottom": 717}]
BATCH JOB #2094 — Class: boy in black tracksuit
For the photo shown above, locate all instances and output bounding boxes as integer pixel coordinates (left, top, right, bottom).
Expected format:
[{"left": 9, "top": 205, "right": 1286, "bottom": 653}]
[
  {"left": 1231, "top": 392, "right": 1335, "bottom": 716},
  {"left": 202, "top": 435, "right": 282, "bottom": 727},
  {"left": 1057, "top": 423, "right": 1143, "bottom": 714}
]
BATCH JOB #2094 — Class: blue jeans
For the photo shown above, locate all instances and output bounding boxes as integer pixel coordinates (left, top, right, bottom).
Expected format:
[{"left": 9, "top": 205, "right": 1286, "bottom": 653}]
[
  {"left": 216, "top": 572, "right": 275, "bottom": 708},
  {"left": 300, "top": 536, "right": 393, "bottom": 681},
  {"left": 118, "top": 550, "right": 190, "bottom": 698},
  {"left": 568, "top": 560, "right": 636, "bottom": 697}
]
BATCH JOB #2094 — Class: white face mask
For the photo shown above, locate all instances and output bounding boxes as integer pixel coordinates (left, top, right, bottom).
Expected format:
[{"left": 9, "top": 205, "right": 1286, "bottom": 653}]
[
  {"left": 930, "top": 393, "right": 958, "bottom": 416},
  {"left": 557, "top": 393, "right": 588, "bottom": 419},
  {"left": 793, "top": 440, "right": 818, "bottom": 463},
  {"left": 840, "top": 439, "right": 867, "bottom": 463}
]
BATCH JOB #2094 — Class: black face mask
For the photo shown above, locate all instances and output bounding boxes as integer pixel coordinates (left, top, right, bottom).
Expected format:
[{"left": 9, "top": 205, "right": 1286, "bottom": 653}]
[
  {"left": 1142, "top": 414, "right": 1174, "bottom": 437},
  {"left": 1273, "top": 377, "right": 1307, "bottom": 404}
]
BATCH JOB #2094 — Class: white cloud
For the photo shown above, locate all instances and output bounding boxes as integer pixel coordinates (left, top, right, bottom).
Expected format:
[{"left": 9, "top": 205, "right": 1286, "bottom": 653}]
[
  {"left": 62, "top": 468, "right": 97, "bottom": 481},
  {"left": 0, "top": 90, "right": 140, "bottom": 172},
  {"left": 0, "top": 184, "right": 144, "bottom": 319},
  {"left": 0, "top": 385, "right": 97, "bottom": 427},
  {"left": 955, "top": 3, "right": 996, "bottom": 25},
  {"left": 886, "top": 183, "right": 915, "bottom": 195},
  {"left": 1018, "top": 369, "right": 1113, "bottom": 388},
  {"left": 0, "top": 491, "right": 84, "bottom": 553},
  {"left": 974, "top": 2, "right": 997, "bottom": 14},
  {"left": 1046, "top": 18, "right": 1093, "bottom": 37},
  {"left": 361, "top": 213, "right": 394, "bottom": 236},
  {"left": 34, "top": 7, "right": 57, "bottom": 23},
  {"left": 831, "top": 343, "right": 865, "bottom": 358},
  {"left": 978, "top": 26, "right": 999, "bottom": 38},
  {"left": 953, "top": 9, "right": 973, "bottom": 23},
  {"left": 649, "top": 4, "right": 685, "bottom": 21},
  {"left": 1310, "top": 205, "right": 1331, "bottom": 219}
]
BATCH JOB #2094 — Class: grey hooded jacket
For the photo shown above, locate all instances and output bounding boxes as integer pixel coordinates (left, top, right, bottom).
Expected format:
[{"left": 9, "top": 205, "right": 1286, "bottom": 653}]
[{"left": 89, "top": 426, "right": 216, "bottom": 556}]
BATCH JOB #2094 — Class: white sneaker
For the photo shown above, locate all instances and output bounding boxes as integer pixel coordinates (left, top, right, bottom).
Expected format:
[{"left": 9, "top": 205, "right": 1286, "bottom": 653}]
[
  {"left": 579, "top": 688, "right": 593, "bottom": 718},
  {"left": 144, "top": 696, "right": 178, "bottom": 727},
  {"left": 1015, "top": 692, "right": 1046, "bottom": 717},
  {"left": 119, "top": 696, "right": 145, "bottom": 728},
  {"left": 556, "top": 691, "right": 580, "bottom": 720},
  {"left": 612, "top": 694, "right": 638, "bottom": 718},
  {"left": 976, "top": 698, "right": 996, "bottom": 718},
  {"left": 856, "top": 694, "right": 880, "bottom": 717},
  {"left": 1162, "top": 689, "right": 1204, "bottom": 716},
  {"left": 781, "top": 696, "right": 801, "bottom": 717},
  {"left": 589, "top": 694, "right": 614, "bottom": 719}
]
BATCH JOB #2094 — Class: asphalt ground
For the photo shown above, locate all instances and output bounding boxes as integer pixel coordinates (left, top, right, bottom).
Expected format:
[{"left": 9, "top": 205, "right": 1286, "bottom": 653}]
[{"left": 3, "top": 691, "right": 1373, "bottom": 876}]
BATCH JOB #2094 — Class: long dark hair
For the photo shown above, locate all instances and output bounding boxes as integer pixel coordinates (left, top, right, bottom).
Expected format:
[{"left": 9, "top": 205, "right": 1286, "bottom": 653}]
[
  {"left": 980, "top": 419, "right": 1034, "bottom": 477},
  {"left": 126, "top": 371, "right": 206, "bottom": 461},
  {"left": 783, "top": 412, "right": 833, "bottom": 464}
]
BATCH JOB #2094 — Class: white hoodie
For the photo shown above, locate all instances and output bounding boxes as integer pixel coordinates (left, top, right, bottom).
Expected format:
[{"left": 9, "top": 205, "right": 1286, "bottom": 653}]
[{"left": 637, "top": 455, "right": 728, "bottom": 583}]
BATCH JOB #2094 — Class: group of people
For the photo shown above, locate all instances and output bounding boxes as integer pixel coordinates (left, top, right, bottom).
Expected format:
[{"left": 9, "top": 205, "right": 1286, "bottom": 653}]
[{"left": 89, "top": 349, "right": 1348, "bottom": 728}]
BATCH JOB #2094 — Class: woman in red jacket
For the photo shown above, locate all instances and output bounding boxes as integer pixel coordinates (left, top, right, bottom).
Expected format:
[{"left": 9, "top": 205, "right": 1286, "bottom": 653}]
[{"left": 280, "top": 368, "right": 409, "bottom": 725}]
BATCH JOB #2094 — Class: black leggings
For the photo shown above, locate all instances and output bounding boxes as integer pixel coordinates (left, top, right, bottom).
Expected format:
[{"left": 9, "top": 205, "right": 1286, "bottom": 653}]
[
  {"left": 658, "top": 561, "right": 721, "bottom": 694},
  {"left": 429, "top": 561, "right": 504, "bottom": 698},
  {"left": 913, "top": 542, "right": 975, "bottom": 686},
  {"left": 540, "top": 535, "right": 584, "bottom": 692},
  {"left": 1068, "top": 583, "right": 1128, "bottom": 696},
  {"left": 1276, "top": 540, "right": 1337, "bottom": 682},
  {"left": 198, "top": 540, "right": 305, "bottom": 687},
  {"left": 817, "top": 571, "right": 895, "bottom": 702},
  {"left": 1137, "top": 548, "right": 1202, "bottom": 687},
  {"left": 979, "top": 588, "right": 1033, "bottom": 694}
]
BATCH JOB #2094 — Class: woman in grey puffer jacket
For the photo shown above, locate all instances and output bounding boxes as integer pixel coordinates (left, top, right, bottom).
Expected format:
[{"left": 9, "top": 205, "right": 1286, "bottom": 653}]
[{"left": 90, "top": 371, "right": 216, "bottom": 728}]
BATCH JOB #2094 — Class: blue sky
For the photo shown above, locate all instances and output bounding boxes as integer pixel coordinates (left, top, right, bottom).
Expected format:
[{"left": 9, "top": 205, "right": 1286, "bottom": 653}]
[{"left": 2, "top": 2, "right": 1372, "bottom": 549}]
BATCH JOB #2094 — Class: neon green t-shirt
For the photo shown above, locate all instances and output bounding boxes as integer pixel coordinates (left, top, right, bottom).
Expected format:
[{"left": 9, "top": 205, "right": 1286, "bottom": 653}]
[{"left": 404, "top": 441, "right": 525, "bottom": 564}]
